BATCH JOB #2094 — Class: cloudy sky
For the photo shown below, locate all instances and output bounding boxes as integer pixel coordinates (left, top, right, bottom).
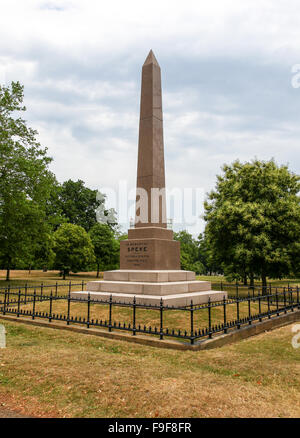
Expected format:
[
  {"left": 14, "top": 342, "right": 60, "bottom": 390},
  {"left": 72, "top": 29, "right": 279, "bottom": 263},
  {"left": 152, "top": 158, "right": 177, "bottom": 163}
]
[{"left": 1, "top": 0, "right": 300, "bottom": 234}]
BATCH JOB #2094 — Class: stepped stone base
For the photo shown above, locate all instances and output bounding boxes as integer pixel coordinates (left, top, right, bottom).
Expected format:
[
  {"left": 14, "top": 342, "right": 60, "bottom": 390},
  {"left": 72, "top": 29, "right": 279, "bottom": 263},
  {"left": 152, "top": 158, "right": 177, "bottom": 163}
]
[
  {"left": 71, "top": 290, "right": 226, "bottom": 307},
  {"left": 70, "top": 270, "right": 227, "bottom": 307}
]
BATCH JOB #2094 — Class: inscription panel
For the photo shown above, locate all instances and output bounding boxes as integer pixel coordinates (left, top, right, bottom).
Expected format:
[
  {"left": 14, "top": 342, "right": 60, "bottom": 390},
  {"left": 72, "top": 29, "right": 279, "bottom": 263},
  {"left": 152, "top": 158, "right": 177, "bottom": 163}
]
[
  {"left": 121, "top": 240, "right": 151, "bottom": 268},
  {"left": 120, "top": 239, "right": 180, "bottom": 270}
]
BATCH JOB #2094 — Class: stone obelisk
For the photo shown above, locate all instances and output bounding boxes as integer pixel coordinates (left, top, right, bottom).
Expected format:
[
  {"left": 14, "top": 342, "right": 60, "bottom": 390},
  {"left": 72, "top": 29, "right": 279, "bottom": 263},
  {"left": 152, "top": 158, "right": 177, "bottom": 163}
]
[
  {"left": 135, "top": 50, "right": 166, "bottom": 229},
  {"left": 71, "top": 51, "right": 227, "bottom": 306},
  {"left": 119, "top": 50, "right": 180, "bottom": 270}
]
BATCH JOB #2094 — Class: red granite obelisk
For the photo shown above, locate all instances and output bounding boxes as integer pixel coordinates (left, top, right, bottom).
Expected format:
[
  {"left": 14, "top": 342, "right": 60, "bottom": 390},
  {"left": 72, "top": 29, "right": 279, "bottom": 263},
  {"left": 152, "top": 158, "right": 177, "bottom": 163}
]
[
  {"left": 71, "top": 51, "right": 227, "bottom": 306},
  {"left": 119, "top": 50, "right": 180, "bottom": 270}
]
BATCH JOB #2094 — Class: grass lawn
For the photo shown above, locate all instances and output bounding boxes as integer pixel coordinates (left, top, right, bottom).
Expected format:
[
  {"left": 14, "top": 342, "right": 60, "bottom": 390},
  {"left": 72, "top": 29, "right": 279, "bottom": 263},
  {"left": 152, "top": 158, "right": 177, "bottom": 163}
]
[
  {"left": 1, "top": 270, "right": 299, "bottom": 342},
  {"left": 0, "top": 270, "right": 299, "bottom": 418},
  {"left": 0, "top": 270, "right": 299, "bottom": 290},
  {"left": 8, "top": 297, "right": 280, "bottom": 340},
  {"left": 0, "top": 319, "right": 299, "bottom": 418}
]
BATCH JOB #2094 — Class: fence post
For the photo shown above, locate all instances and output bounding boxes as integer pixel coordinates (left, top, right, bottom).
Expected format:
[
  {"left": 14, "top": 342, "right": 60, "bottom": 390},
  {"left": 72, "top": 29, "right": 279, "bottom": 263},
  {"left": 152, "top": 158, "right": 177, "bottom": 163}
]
[
  {"left": 87, "top": 292, "right": 90, "bottom": 328},
  {"left": 290, "top": 288, "right": 294, "bottom": 312},
  {"left": 55, "top": 282, "right": 58, "bottom": 297},
  {"left": 248, "top": 292, "right": 251, "bottom": 325},
  {"left": 258, "top": 295, "right": 262, "bottom": 322},
  {"left": 284, "top": 287, "right": 287, "bottom": 314},
  {"left": 67, "top": 287, "right": 71, "bottom": 325},
  {"left": 276, "top": 288, "right": 279, "bottom": 316},
  {"left": 32, "top": 289, "right": 36, "bottom": 320},
  {"left": 49, "top": 290, "right": 53, "bottom": 323},
  {"left": 297, "top": 286, "right": 300, "bottom": 310},
  {"left": 223, "top": 295, "right": 227, "bottom": 333},
  {"left": 159, "top": 298, "right": 164, "bottom": 340},
  {"left": 41, "top": 282, "right": 43, "bottom": 299},
  {"left": 236, "top": 296, "right": 240, "bottom": 329},
  {"left": 208, "top": 298, "right": 212, "bottom": 339},
  {"left": 3, "top": 289, "right": 8, "bottom": 315},
  {"left": 267, "top": 293, "right": 271, "bottom": 319},
  {"left": 81, "top": 280, "right": 84, "bottom": 291},
  {"left": 17, "top": 289, "right": 21, "bottom": 317},
  {"left": 25, "top": 283, "right": 27, "bottom": 305},
  {"left": 7, "top": 285, "right": 10, "bottom": 308},
  {"left": 190, "top": 300, "right": 194, "bottom": 344},
  {"left": 108, "top": 295, "right": 112, "bottom": 332},
  {"left": 235, "top": 281, "right": 239, "bottom": 298},
  {"left": 132, "top": 296, "right": 136, "bottom": 336}
]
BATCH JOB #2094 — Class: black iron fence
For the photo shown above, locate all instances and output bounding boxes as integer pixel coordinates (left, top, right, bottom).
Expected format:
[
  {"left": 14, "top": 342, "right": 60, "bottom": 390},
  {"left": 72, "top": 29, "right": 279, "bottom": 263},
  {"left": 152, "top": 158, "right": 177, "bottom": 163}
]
[
  {"left": 0, "top": 281, "right": 85, "bottom": 299},
  {"left": 214, "top": 281, "right": 299, "bottom": 299},
  {"left": 0, "top": 282, "right": 299, "bottom": 345}
]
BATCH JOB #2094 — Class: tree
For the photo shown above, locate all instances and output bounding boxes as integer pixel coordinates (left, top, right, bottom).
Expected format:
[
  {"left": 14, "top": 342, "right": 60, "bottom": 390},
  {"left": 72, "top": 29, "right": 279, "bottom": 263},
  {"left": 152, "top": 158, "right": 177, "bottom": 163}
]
[
  {"left": 52, "top": 179, "right": 109, "bottom": 232},
  {"left": 32, "top": 232, "right": 55, "bottom": 271},
  {"left": 174, "top": 230, "right": 205, "bottom": 273},
  {"left": 204, "top": 159, "right": 300, "bottom": 289},
  {"left": 53, "top": 223, "right": 95, "bottom": 279},
  {"left": 196, "top": 233, "right": 222, "bottom": 275},
  {"left": 89, "top": 223, "right": 119, "bottom": 277},
  {"left": 0, "top": 81, "right": 56, "bottom": 280}
]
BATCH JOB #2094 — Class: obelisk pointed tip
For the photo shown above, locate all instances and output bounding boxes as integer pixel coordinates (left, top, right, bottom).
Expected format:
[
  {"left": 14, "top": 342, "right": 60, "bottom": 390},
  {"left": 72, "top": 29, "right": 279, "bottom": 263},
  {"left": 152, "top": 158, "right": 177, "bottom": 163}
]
[{"left": 143, "top": 49, "right": 160, "bottom": 67}]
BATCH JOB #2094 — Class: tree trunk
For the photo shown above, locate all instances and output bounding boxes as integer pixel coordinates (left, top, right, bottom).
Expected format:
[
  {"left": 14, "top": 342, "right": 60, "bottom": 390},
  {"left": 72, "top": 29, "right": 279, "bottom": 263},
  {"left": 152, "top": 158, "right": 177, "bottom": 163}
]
[
  {"left": 243, "top": 273, "right": 248, "bottom": 286},
  {"left": 97, "top": 263, "right": 100, "bottom": 278},
  {"left": 63, "top": 270, "right": 66, "bottom": 280},
  {"left": 6, "top": 268, "right": 10, "bottom": 282}
]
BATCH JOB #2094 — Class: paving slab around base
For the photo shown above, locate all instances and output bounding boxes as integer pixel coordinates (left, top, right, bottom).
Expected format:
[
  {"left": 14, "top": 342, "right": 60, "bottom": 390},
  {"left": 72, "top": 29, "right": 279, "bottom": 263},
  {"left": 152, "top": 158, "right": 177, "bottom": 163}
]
[
  {"left": 71, "top": 290, "right": 227, "bottom": 306},
  {"left": 86, "top": 280, "right": 211, "bottom": 295}
]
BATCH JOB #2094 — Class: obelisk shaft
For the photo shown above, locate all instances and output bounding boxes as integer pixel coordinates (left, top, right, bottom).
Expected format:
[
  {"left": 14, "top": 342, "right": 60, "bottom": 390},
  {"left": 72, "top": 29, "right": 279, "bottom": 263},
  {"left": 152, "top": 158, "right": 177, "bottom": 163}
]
[
  {"left": 135, "top": 50, "right": 167, "bottom": 228},
  {"left": 119, "top": 50, "right": 180, "bottom": 270}
]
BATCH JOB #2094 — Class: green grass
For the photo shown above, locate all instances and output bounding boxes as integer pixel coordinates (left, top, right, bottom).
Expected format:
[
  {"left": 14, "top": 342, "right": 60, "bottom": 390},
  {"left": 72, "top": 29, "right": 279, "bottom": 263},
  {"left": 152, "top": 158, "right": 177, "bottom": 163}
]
[
  {"left": 0, "top": 320, "right": 299, "bottom": 417},
  {"left": 2, "top": 291, "right": 296, "bottom": 344}
]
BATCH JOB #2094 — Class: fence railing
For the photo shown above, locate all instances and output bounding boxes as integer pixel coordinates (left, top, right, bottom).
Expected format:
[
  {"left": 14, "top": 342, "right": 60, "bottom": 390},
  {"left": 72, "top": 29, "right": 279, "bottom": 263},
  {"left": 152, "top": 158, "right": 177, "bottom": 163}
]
[
  {"left": 214, "top": 281, "right": 299, "bottom": 298},
  {"left": 0, "top": 283, "right": 299, "bottom": 345}
]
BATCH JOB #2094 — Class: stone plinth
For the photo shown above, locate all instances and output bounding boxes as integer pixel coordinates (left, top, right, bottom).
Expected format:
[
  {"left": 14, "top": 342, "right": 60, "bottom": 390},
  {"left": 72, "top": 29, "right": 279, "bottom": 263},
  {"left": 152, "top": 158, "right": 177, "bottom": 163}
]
[
  {"left": 70, "top": 270, "right": 227, "bottom": 307},
  {"left": 121, "top": 227, "right": 180, "bottom": 270},
  {"left": 120, "top": 239, "right": 180, "bottom": 270}
]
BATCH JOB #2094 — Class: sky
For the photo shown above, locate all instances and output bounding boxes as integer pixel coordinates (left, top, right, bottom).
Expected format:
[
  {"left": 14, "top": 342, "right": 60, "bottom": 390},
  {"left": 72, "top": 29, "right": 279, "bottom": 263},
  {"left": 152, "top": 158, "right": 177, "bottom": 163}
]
[{"left": 1, "top": 0, "right": 300, "bottom": 235}]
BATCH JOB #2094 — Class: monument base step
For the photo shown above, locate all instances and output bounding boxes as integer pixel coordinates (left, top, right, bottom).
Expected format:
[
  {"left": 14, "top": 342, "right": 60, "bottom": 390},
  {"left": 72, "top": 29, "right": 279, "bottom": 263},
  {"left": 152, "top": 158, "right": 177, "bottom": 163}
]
[
  {"left": 70, "top": 290, "right": 227, "bottom": 307},
  {"left": 103, "top": 269, "right": 196, "bottom": 282},
  {"left": 86, "top": 280, "right": 211, "bottom": 295}
]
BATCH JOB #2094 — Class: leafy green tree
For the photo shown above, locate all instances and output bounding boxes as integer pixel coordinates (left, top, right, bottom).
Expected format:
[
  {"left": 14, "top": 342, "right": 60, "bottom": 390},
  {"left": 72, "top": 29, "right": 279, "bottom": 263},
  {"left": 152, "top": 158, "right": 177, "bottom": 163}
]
[
  {"left": 196, "top": 233, "right": 221, "bottom": 275},
  {"left": 45, "top": 180, "right": 67, "bottom": 231},
  {"left": 89, "top": 223, "right": 119, "bottom": 277},
  {"left": 204, "top": 159, "right": 300, "bottom": 289},
  {"left": 174, "top": 230, "right": 205, "bottom": 273},
  {"left": 0, "top": 81, "right": 56, "bottom": 280},
  {"left": 53, "top": 223, "right": 95, "bottom": 279},
  {"left": 52, "top": 179, "right": 109, "bottom": 232},
  {"left": 32, "top": 232, "right": 55, "bottom": 271}
]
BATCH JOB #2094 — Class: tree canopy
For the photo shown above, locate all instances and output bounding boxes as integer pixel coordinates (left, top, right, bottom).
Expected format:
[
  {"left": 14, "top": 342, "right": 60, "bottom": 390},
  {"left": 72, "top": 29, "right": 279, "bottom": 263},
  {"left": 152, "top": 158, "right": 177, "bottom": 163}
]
[
  {"left": 51, "top": 179, "right": 104, "bottom": 232},
  {"left": 204, "top": 159, "right": 300, "bottom": 287},
  {"left": 0, "top": 81, "right": 56, "bottom": 280},
  {"left": 53, "top": 223, "right": 95, "bottom": 279},
  {"left": 174, "top": 230, "right": 206, "bottom": 274},
  {"left": 89, "top": 223, "right": 119, "bottom": 277}
]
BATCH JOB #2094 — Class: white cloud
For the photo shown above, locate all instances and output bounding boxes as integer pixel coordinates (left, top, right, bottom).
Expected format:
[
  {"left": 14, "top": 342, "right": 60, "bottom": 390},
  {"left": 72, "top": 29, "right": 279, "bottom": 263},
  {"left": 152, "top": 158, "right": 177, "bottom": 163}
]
[{"left": 0, "top": 0, "right": 299, "bottom": 235}]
